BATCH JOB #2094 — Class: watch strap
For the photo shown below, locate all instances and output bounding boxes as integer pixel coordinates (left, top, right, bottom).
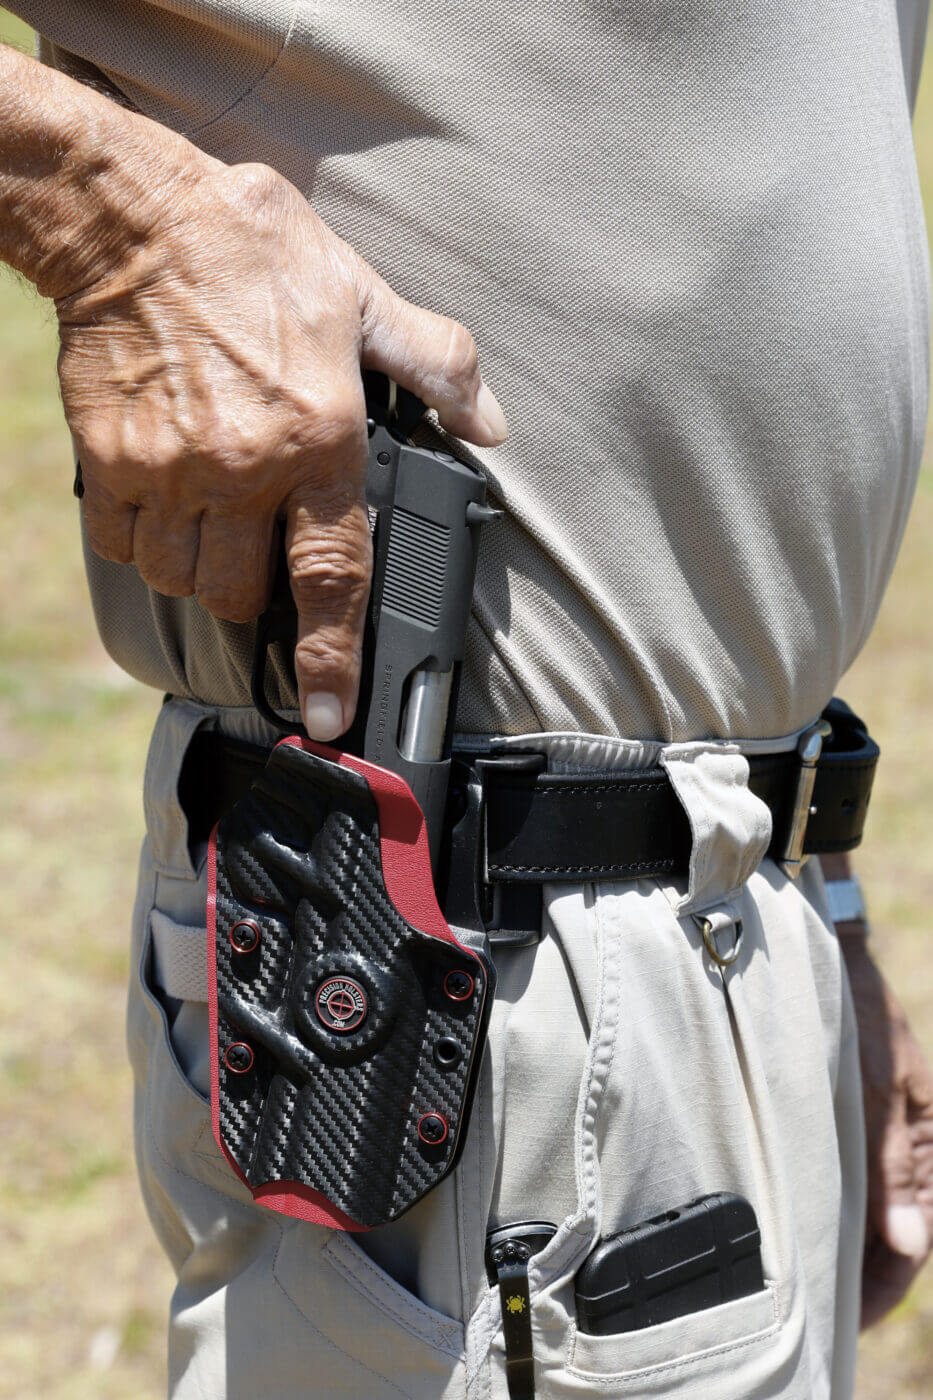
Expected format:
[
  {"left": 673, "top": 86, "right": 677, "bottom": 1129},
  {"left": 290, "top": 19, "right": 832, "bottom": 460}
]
[{"left": 824, "top": 875, "right": 867, "bottom": 926}]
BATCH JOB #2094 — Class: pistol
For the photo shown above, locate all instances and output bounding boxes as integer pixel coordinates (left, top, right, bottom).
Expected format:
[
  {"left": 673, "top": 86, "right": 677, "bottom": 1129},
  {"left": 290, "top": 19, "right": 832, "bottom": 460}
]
[{"left": 250, "top": 370, "right": 497, "bottom": 871}]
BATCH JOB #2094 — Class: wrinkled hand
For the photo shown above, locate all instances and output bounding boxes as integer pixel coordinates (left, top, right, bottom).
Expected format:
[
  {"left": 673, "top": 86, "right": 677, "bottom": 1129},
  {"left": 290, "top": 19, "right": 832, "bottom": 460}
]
[
  {"left": 840, "top": 931, "right": 933, "bottom": 1328},
  {"left": 55, "top": 149, "right": 507, "bottom": 739}
]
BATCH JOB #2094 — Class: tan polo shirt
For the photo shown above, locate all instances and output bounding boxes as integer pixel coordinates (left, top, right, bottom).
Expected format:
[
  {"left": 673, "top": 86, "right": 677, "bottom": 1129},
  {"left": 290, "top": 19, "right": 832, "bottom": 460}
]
[{"left": 12, "top": 0, "right": 932, "bottom": 740}]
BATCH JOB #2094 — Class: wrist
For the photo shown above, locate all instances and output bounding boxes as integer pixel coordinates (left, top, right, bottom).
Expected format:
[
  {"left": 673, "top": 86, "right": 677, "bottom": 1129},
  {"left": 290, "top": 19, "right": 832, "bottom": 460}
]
[
  {"left": 0, "top": 43, "right": 218, "bottom": 302},
  {"left": 835, "top": 918, "right": 870, "bottom": 947},
  {"left": 823, "top": 873, "right": 867, "bottom": 926},
  {"left": 825, "top": 876, "right": 869, "bottom": 946},
  {"left": 818, "top": 852, "right": 869, "bottom": 940},
  {"left": 47, "top": 118, "right": 221, "bottom": 311}
]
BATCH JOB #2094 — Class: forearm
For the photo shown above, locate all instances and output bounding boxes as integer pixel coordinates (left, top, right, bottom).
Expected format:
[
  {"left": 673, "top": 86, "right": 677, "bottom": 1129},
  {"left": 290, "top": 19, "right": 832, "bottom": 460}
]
[
  {"left": 0, "top": 42, "right": 214, "bottom": 300},
  {"left": 825, "top": 838, "right": 933, "bottom": 1314},
  {"left": 819, "top": 851, "right": 852, "bottom": 883}
]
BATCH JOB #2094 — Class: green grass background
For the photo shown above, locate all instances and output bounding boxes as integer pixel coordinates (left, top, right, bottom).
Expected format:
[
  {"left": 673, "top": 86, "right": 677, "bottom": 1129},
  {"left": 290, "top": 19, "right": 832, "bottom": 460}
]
[{"left": 0, "top": 8, "right": 931, "bottom": 1397}]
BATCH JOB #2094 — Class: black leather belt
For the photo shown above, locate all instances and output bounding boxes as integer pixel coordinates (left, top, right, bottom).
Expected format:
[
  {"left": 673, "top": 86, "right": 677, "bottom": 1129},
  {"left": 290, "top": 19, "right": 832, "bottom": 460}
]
[
  {"left": 479, "top": 698, "right": 876, "bottom": 881},
  {"left": 179, "top": 697, "right": 878, "bottom": 946}
]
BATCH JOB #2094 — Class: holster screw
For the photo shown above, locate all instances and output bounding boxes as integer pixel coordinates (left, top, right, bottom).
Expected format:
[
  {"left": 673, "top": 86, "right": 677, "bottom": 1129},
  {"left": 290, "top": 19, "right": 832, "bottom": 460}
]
[
  {"left": 229, "top": 920, "right": 260, "bottom": 954},
  {"left": 225, "top": 1042, "right": 254, "bottom": 1074},
  {"left": 444, "top": 969, "right": 475, "bottom": 1002},
  {"left": 417, "top": 1112, "right": 449, "bottom": 1145}
]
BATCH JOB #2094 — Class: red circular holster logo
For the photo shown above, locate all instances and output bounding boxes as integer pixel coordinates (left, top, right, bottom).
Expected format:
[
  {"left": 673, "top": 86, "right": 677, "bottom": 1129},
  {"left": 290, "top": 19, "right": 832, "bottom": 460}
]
[{"left": 315, "top": 976, "right": 368, "bottom": 1033}]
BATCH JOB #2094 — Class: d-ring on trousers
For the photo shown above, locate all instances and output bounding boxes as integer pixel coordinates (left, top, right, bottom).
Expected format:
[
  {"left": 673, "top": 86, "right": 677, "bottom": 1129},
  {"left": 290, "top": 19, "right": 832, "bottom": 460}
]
[{"left": 129, "top": 698, "right": 865, "bottom": 1400}]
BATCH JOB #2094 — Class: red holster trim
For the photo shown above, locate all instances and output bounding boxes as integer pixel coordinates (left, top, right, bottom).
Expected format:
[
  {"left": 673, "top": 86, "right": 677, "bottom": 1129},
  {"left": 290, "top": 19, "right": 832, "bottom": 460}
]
[{"left": 278, "top": 737, "right": 478, "bottom": 959}]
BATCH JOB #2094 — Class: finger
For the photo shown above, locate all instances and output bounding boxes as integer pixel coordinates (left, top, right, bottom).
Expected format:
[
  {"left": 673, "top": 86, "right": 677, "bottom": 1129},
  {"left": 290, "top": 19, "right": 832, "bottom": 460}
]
[
  {"left": 286, "top": 467, "right": 371, "bottom": 742},
  {"left": 874, "top": 1097, "right": 924, "bottom": 1254},
  {"left": 80, "top": 477, "right": 137, "bottom": 565},
  {"left": 195, "top": 511, "right": 276, "bottom": 622},
  {"left": 872, "top": 1073, "right": 930, "bottom": 1263},
  {"left": 910, "top": 1103, "right": 933, "bottom": 1237},
  {"left": 132, "top": 505, "right": 200, "bottom": 597},
  {"left": 355, "top": 262, "right": 508, "bottom": 447},
  {"left": 906, "top": 1036, "right": 933, "bottom": 1247}
]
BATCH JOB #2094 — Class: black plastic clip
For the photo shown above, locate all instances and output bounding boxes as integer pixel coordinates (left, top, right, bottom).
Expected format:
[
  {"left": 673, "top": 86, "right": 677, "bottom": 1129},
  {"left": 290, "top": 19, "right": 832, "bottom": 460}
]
[{"left": 485, "top": 1221, "right": 558, "bottom": 1400}]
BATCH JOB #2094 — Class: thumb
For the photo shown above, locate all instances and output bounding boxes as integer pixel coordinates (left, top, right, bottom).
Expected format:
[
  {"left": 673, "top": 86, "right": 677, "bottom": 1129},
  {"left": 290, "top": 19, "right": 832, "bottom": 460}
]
[{"left": 355, "top": 262, "right": 509, "bottom": 447}]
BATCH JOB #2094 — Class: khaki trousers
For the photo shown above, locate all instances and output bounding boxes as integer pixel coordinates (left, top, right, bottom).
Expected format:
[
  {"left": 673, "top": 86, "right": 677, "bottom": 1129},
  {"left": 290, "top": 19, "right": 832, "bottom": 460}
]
[{"left": 129, "top": 698, "right": 865, "bottom": 1398}]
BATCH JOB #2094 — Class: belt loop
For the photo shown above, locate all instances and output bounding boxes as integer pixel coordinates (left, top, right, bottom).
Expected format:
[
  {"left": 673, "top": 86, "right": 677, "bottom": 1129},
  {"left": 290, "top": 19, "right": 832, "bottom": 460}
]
[
  {"left": 478, "top": 753, "right": 547, "bottom": 947},
  {"left": 659, "top": 742, "right": 773, "bottom": 916},
  {"left": 442, "top": 753, "right": 546, "bottom": 947},
  {"left": 441, "top": 757, "right": 489, "bottom": 935}
]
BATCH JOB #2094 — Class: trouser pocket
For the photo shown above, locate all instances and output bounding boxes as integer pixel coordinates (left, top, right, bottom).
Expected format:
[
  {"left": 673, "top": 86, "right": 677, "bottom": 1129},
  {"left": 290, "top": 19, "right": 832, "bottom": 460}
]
[
  {"left": 519, "top": 869, "right": 860, "bottom": 1400},
  {"left": 564, "top": 1285, "right": 780, "bottom": 1391}
]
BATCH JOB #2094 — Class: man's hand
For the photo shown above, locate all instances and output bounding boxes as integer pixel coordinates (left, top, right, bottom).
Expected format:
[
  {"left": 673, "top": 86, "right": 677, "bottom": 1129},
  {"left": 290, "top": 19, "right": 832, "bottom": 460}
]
[
  {"left": 57, "top": 157, "right": 508, "bottom": 737},
  {"left": 0, "top": 43, "right": 507, "bottom": 738},
  {"left": 838, "top": 927, "right": 933, "bottom": 1328}
]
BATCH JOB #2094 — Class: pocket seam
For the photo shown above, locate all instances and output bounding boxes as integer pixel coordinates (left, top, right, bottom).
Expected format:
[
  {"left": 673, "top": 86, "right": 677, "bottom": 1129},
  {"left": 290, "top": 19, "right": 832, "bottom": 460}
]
[
  {"left": 323, "top": 1236, "right": 464, "bottom": 1358},
  {"left": 565, "top": 1283, "right": 779, "bottom": 1383}
]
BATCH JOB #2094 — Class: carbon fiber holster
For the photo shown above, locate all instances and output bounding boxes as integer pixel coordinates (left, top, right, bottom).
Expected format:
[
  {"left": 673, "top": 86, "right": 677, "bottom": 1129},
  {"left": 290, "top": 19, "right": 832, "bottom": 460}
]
[{"left": 207, "top": 736, "right": 494, "bottom": 1230}]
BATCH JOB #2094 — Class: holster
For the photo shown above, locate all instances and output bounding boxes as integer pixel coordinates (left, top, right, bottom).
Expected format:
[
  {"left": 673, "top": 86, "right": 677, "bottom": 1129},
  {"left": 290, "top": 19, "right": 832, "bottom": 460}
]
[{"left": 208, "top": 737, "right": 494, "bottom": 1231}]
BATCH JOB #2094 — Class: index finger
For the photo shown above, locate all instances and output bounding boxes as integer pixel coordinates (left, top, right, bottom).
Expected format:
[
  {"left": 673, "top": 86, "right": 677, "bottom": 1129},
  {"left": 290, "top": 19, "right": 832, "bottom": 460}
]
[{"left": 286, "top": 462, "right": 372, "bottom": 742}]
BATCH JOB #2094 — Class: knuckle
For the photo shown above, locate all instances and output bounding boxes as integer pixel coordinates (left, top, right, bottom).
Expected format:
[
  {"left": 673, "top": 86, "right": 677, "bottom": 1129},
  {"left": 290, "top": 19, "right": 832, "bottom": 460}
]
[
  {"left": 293, "top": 388, "right": 367, "bottom": 460},
  {"left": 289, "top": 542, "right": 371, "bottom": 618},
  {"left": 138, "top": 551, "right": 196, "bottom": 598},
  {"left": 196, "top": 561, "right": 266, "bottom": 621},
  {"left": 135, "top": 518, "right": 199, "bottom": 595},
  {"left": 220, "top": 161, "right": 284, "bottom": 211},
  {"left": 294, "top": 632, "right": 361, "bottom": 682},
  {"left": 442, "top": 320, "right": 480, "bottom": 391},
  {"left": 150, "top": 575, "right": 197, "bottom": 600},
  {"left": 72, "top": 425, "right": 121, "bottom": 477},
  {"left": 199, "top": 431, "right": 267, "bottom": 483},
  {"left": 81, "top": 496, "right": 133, "bottom": 564},
  {"left": 85, "top": 522, "right": 133, "bottom": 566}
]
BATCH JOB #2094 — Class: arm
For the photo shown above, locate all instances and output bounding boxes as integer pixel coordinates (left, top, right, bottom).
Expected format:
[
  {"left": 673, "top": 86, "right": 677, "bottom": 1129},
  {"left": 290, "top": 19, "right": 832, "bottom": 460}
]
[
  {"left": 821, "top": 852, "right": 933, "bottom": 1327},
  {"left": 0, "top": 42, "right": 508, "bottom": 737}
]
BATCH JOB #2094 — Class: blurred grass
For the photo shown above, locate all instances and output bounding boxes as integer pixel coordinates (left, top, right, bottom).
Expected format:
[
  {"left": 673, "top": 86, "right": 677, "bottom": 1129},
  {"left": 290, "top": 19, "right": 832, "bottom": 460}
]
[
  {"left": 0, "top": 5, "right": 932, "bottom": 1398},
  {"left": 0, "top": 13, "right": 169, "bottom": 1400}
]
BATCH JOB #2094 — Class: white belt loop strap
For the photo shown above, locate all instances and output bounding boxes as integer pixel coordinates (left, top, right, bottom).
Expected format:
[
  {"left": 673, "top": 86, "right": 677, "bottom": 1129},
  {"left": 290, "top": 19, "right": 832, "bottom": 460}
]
[
  {"left": 150, "top": 909, "right": 209, "bottom": 1003},
  {"left": 659, "top": 741, "right": 773, "bottom": 917}
]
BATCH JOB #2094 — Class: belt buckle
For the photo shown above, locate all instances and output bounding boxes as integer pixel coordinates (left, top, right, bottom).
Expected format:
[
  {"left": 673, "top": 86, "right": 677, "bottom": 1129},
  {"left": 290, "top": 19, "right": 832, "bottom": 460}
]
[{"left": 779, "top": 718, "right": 833, "bottom": 878}]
